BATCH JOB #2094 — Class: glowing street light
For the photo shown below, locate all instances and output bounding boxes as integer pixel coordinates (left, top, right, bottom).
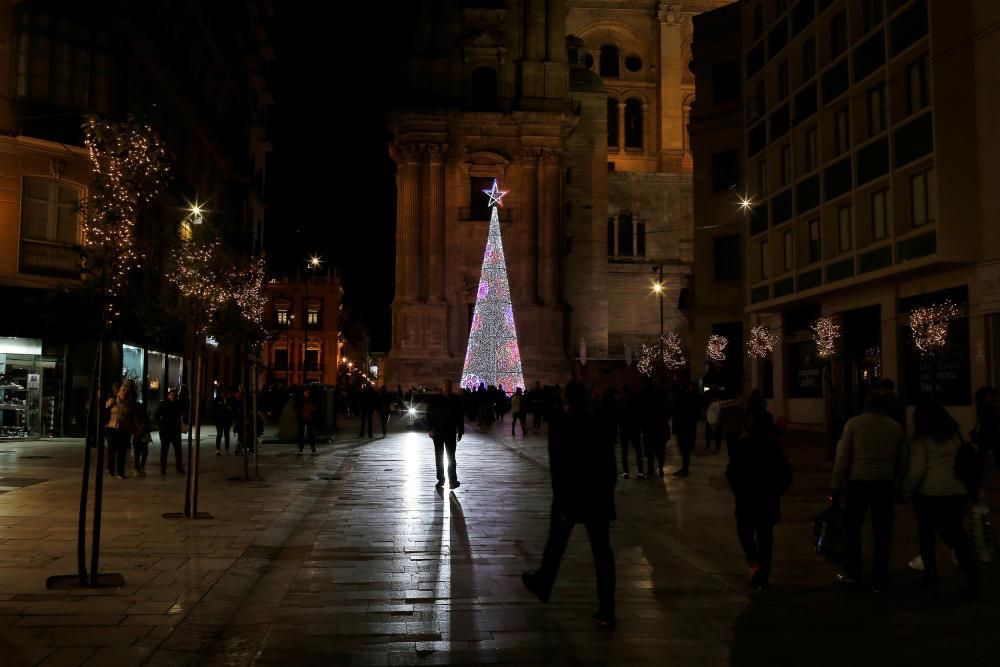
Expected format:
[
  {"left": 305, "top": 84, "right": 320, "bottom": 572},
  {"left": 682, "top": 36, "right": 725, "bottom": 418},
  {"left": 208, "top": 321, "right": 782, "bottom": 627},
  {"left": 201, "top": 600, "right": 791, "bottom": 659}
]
[
  {"left": 651, "top": 281, "right": 664, "bottom": 295},
  {"left": 739, "top": 195, "right": 753, "bottom": 211},
  {"left": 308, "top": 255, "right": 322, "bottom": 269}
]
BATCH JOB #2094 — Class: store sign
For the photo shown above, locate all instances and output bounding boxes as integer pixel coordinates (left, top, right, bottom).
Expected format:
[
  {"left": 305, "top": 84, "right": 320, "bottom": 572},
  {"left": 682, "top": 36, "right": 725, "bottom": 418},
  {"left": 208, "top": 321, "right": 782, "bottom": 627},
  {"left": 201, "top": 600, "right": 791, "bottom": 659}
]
[
  {"left": 27, "top": 374, "right": 40, "bottom": 389},
  {"left": 902, "top": 317, "right": 971, "bottom": 405},
  {"left": 0, "top": 338, "right": 42, "bottom": 355},
  {"left": 980, "top": 261, "right": 1000, "bottom": 315}
]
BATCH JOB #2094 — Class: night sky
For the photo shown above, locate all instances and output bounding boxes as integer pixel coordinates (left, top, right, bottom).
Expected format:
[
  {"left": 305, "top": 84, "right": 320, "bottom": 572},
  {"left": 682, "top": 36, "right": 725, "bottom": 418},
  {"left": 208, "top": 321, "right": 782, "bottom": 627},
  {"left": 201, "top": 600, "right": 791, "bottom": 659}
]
[{"left": 269, "top": 3, "right": 403, "bottom": 352}]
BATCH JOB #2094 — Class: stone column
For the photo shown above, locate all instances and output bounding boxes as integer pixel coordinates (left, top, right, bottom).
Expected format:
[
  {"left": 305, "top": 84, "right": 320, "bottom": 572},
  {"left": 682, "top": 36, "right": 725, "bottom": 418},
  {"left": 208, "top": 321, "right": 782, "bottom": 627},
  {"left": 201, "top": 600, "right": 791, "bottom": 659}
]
[
  {"left": 426, "top": 145, "right": 447, "bottom": 302},
  {"left": 397, "top": 144, "right": 423, "bottom": 302},
  {"left": 521, "top": 149, "right": 540, "bottom": 302},
  {"left": 525, "top": 0, "right": 546, "bottom": 61},
  {"left": 545, "top": 0, "right": 565, "bottom": 62},
  {"left": 658, "top": 4, "right": 684, "bottom": 164},
  {"left": 538, "top": 149, "right": 560, "bottom": 304},
  {"left": 617, "top": 101, "right": 626, "bottom": 153}
]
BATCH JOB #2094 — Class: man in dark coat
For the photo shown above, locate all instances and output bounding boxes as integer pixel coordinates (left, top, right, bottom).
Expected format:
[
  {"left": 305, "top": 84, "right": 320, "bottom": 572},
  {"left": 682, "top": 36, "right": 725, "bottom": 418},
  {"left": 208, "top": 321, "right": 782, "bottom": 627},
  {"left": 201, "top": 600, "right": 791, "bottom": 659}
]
[
  {"left": 358, "top": 385, "right": 375, "bottom": 438},
  {"left": 428, "top": 379, "right": 465, "bottom": 489},
  {"left": 154, "top": 388, "right": 185, "bottom": 474},
  {"left": 641, "top": 382, "right": 671, "bottom": 478},
  {"left": 726, "top": 413, "right": 793, "bottom": 590},
  {"left": 522, "top": 381, "right": 618, "bottom": 628}
]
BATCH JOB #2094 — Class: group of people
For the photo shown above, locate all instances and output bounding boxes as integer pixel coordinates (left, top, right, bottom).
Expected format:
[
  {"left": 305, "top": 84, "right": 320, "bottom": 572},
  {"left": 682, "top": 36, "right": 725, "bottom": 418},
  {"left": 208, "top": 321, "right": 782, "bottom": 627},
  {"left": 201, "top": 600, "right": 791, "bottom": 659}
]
[
  {"left": 102, "top": 380, "right": 186, "bottom": 477},
  {"left": 513, "top": 375, "right": 993, "bottom": 629}
]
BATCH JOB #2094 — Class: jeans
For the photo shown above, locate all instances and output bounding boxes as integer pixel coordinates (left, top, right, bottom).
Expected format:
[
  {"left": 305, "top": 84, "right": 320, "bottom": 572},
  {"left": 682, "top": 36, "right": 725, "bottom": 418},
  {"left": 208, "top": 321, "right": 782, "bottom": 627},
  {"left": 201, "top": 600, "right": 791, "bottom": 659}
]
[
  {"left": 737, "top": 514, "right": 774, "bottom": 581},
  {"left": 433, "top": 435, "right": 458, "bottom": 484},
  {"left": 160, "top": 430, "right": 183, "bottom": 471},
  {"left": 536, "top": 507, "right": 615, "bottom": 616},
  {"left": 620, "top": 427, "right": 643, "bottom": 475},
  {"left": 133, "top": 439, "right": 149, "bottom": 471},
  {"left": 914, "top": 494, "right": 979, "bottom": 585},
  {"left": 107, "top": 428, "right": 129, "bottom": 477},
  {"left": 843, "top": 480, "right": 895, "bottom": 585},
  {"left": 216, "top": 420, "right": 231, "bottom": 451}
]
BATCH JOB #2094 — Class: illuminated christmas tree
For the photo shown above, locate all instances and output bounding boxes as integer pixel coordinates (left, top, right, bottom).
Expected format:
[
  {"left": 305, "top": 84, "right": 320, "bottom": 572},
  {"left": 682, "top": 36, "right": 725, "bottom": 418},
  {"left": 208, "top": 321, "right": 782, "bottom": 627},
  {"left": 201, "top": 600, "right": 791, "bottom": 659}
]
[{"left": 460, "top": 180, "right": 525, "bottom": 393}]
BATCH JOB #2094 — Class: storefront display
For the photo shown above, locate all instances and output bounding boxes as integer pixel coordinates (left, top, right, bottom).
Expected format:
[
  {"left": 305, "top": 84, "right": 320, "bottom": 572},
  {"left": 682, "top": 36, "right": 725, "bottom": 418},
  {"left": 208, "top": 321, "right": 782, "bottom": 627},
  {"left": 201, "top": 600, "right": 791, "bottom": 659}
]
[{"left": 0, "top": 337, "right": 61, "bottom": 439}]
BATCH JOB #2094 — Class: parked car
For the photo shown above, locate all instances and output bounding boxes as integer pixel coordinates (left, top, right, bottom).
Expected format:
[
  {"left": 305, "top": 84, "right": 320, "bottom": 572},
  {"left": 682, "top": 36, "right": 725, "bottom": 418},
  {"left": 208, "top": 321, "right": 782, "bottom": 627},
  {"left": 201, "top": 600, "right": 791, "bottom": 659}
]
[{"left": 398, "top": 392, "right": 440, "bottom": 430}]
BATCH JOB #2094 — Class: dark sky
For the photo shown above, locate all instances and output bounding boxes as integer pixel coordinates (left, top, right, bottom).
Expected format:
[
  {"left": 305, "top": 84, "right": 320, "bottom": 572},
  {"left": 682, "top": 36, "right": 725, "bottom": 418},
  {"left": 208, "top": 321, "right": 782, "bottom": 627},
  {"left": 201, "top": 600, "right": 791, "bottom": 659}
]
[{"left": 269, "top": 4, "right": 402, "bottom": 352}]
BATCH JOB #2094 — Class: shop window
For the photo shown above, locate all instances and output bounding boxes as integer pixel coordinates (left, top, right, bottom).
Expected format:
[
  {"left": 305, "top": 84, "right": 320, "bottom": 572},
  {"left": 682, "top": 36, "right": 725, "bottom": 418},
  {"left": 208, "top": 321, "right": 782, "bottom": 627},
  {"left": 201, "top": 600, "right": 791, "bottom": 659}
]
[{"left": 122, "top": 344, "right": 144, "bottom": 395}]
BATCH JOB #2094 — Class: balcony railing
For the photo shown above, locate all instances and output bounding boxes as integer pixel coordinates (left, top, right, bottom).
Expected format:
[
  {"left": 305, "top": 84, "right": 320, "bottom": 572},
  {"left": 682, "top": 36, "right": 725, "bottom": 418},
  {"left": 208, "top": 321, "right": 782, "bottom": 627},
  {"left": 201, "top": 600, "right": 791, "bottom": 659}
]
[{"left": 19, "top": 240, "right": 81, "bottom": 278}]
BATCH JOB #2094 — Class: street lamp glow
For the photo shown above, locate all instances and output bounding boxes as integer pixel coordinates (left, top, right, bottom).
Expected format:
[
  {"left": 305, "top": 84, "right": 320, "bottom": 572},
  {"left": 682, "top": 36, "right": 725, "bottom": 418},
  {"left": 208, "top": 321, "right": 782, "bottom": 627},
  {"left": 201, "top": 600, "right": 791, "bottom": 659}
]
[
  {"left": 308, "top": 255, "right": 322, "bottom": 269},
  {"left": 651, "top": 281, "right": 664, "bottom": 294},
  {"left": 739, "top": 196, "right": 753, "bottom": 211}
]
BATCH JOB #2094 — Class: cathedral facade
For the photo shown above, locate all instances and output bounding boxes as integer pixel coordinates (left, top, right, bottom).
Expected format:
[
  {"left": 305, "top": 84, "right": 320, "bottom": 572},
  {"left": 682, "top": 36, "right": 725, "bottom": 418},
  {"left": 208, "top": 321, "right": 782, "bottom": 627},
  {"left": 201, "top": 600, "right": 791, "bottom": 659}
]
[{"left": 385, "top": 1, "right": 729, "bottom": 388}]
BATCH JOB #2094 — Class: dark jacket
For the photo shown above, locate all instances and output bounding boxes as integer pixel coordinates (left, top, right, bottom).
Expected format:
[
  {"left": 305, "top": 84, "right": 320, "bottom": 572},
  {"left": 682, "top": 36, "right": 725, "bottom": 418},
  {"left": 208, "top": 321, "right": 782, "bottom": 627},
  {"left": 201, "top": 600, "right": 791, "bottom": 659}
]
[
  {"left": 726, "top": 434, "right": 793, "bottom": 524},
  {"left": 548, "top": 405, "right": 617, "bottom": 522},
  {"left": 673, "top": 388, "right": 700, "bottom": 438},
  {"left": 428, "top": 393, "right": 464, "bottom": 438},
  {"left": 154, "top": 399, "right": 184, "bottom": 434}
]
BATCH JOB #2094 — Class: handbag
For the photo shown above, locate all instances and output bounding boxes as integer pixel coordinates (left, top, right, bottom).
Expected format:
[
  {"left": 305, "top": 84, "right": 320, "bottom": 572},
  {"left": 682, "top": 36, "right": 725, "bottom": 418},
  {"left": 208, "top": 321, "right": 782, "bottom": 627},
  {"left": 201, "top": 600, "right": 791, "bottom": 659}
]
[
  {"left": 968, "top": 498, "right": 997, "bottom": 563},
  {"left": 813, "top": 502, "right": 846, "bottom": 563}
]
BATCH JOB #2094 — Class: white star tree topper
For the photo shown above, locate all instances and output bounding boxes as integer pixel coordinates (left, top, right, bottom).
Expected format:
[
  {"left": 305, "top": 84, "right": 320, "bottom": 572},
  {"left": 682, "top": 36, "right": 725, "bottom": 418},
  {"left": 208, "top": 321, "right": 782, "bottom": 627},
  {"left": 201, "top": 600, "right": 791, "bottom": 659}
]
[{"left": 482, "top": 179, "right": 509, "bottom": 208}]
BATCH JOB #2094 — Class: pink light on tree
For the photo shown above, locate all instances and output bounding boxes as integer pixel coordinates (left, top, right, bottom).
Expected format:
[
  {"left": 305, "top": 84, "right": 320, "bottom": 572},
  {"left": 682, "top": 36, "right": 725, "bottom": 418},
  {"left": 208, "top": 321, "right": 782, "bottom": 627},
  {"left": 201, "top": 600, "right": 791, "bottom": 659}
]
[{"left": 460, "top": 179, "right": 525, "bottom": 393}]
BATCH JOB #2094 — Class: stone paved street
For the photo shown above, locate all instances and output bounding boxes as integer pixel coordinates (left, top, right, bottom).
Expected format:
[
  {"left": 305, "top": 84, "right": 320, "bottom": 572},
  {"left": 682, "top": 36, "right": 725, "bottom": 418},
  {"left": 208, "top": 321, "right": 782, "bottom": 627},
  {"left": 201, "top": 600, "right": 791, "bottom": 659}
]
[{"left": 0, "top": 420, "right": 997, "bottom": 666}]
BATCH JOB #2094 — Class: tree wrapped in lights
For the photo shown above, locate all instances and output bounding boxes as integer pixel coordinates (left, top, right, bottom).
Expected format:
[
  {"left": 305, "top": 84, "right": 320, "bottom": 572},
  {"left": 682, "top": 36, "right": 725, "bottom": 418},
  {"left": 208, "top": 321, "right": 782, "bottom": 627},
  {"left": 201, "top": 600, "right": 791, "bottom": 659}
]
[
  {"left": 811, "top": 316, "right": 841, "bottom": 359},
  {"left": 460, "top": 180, "right": 525, "bottom": 393},
  {"left": 52, "top": 115, "right": 169, "bottom": 591},
  {"left": 747, "top": 324, "right": 780, "bottom": 359},
  {"left": 909, "top": 300, "right": 959, "bottom": 356},
  {"left": 637, "top": 332, "right": 687, "bottom": 377},
  {"left": 81, "top": 114, "right": 170, "bottom": 320},
  {"left": 706, "top": 334, "right": 728, "bottom": 363}
]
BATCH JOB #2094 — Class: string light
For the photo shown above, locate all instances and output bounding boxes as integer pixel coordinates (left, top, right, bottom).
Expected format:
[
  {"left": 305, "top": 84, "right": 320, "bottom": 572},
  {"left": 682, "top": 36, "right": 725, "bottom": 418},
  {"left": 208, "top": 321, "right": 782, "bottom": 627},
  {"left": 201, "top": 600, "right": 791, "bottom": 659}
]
[
  {"left": 460, "top": 180, "right": 524, "bottom": 394},
  {"left": 865, "top": 346, "right": 882, "bottom": 379},
  {"left": 909, "top": 300, "right": 959, "bottom": 355},
  {"left": 81, "top": 114, "right": 170, "bottom": 320},
  {"left": 229, "top": 256, "right": 269, "bottom": 345},
  {"left": 811, "top": 316, "right": 841, "bottom": 359},
  {"left": 169, "top": 240, "right": 229, "bottom": 335},
  {"left": 706, "top": 334, "right": 728, "bottom": 362},
  {"left": 747, "top": 324, "right": 780, "bottom": 359},
  {"left": 637, "top": 332, "right": 687, "bottom": 377}
]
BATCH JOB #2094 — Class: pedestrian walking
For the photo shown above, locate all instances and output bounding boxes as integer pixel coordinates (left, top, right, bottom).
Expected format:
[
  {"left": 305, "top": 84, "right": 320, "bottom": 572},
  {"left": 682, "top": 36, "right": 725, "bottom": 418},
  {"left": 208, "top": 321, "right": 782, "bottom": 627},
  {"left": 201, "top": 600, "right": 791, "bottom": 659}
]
[
  {"left": 529, "top": 381, "right": 545, "bottom": 433},
  {"left": 726, "top": 413, "right": 793, "bottom": 590},
  {"left": 721, "top": 397, "right": 745, "bottom": 460},
  {"left": 672, "top": 382, "right": 699, "bottom": 477},
  {"left": 105, "top": 383, "right": 135, "bottom": 479},
  {"left": 522, "top": 380, "right": 617, "bottom": 628},
  {"left": 154, "top": 388, "right": 185, "bottom": 474},
  {"left": 378, "top": 386, "right": 392, "bottom": 436},
  {"left": 832, "top": 389, "right": 908, "bottom": 592},
  {"left": 705, "top": 393, "right": 723, "bottom": 451},
  {"left": 617, "top": 386, "right": 643, "bottom": 479},
  {"left": 358, "top": 385, "right": 375, "bottom": 438},
  {"left": 902, "top": 400, "right": 981, "bottom": 592},
  {"left": 214, "top": 387, "right": 233, "bottom": 455},
  {"left": 297, "top": 388, "right": 318, "bottom": 454},
  {"left": 428, "top": 379, "right": 464, "bottom": 489},
  {"left": 132, "top": 397, "right": 152, "bottom": 475},
  {"left": 641, "top": 382, "right": 670, "bottom": 478},
  {"left": 511, "top": 387, "right": 528, "bottom": 436}
]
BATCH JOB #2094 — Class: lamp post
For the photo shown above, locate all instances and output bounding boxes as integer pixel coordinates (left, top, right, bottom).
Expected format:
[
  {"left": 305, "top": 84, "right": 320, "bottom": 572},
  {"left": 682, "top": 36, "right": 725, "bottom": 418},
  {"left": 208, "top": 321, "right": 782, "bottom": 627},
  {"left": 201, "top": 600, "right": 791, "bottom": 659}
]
[
  {"left": 304, "top": 255, "right": 322, "bottom": 385},
  {"left": 651, "top": 264, "right": 665, "bottom": 386}
]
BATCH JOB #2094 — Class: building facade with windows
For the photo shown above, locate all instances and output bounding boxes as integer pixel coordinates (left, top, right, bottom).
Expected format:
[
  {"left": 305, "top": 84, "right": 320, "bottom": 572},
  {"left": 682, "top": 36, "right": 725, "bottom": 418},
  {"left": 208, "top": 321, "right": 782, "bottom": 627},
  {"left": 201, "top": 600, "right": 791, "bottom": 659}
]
[
  {"left": 731, "top": 0, "right": 1000, "bottom": 430},
  {"left": 385, "top": 0, "right": 728, "bottom": 387},
  {"left": 0, "top": 0, "right": 274, "bottom": 437},
  {"left": 260, "top": 275, "right": 343, "bottom": 387},
  {"left": 688, "top": 2, "right": 750, "bottom": 398}
]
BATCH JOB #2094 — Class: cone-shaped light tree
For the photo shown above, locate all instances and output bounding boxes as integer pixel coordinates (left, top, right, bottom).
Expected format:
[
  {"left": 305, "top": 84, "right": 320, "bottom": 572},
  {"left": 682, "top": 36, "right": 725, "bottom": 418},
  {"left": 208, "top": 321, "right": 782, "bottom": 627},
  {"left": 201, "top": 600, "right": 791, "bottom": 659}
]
[{"left": 460, "top": 180, "right": 525, "bottom": 393}]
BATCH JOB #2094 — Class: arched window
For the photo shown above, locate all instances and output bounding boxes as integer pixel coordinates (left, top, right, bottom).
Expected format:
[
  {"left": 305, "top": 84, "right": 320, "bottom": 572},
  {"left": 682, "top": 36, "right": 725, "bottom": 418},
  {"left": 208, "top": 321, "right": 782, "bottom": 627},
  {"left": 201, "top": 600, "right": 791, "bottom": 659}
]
[
  {"left": 471, "top": 67, "right": 497, "bottom": 110},
  {"left": 625, "top": 98, "right": 643, "bottom": 149},
  {"left": 607, "top": 97, "right": 619, "bottom": 148},
  {"left": 607, "top": 217, "right": 615, "bottom": 256},
  {"left": 599, "top": 44, "right": 619, "bottom": 78},
  {"left": 617, "top": 211, "right": 633, "bottom": 257}
]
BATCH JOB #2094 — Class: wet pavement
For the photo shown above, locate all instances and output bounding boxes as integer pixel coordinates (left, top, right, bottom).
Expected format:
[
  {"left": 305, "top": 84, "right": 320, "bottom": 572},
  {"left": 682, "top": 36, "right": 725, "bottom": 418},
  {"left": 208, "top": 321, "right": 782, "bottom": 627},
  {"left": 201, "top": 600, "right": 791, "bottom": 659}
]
[{"left": 0, "top": 419, "right": 998, "bottom": 666}]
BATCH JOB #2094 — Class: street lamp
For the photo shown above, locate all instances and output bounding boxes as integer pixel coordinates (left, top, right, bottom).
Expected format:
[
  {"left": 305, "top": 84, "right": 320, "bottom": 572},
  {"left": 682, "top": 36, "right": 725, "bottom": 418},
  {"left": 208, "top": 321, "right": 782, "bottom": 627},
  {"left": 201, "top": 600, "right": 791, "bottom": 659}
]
[{"left": 651, "top": 264, "right": 665, "bottom": 386}]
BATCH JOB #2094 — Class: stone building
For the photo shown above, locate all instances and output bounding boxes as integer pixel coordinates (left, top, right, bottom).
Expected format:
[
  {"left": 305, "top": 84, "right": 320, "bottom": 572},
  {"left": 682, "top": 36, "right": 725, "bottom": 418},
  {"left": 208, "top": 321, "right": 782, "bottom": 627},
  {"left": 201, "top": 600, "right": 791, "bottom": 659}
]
[{"left": 385, "top": 1, "right": 728, "bottom": 388}]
